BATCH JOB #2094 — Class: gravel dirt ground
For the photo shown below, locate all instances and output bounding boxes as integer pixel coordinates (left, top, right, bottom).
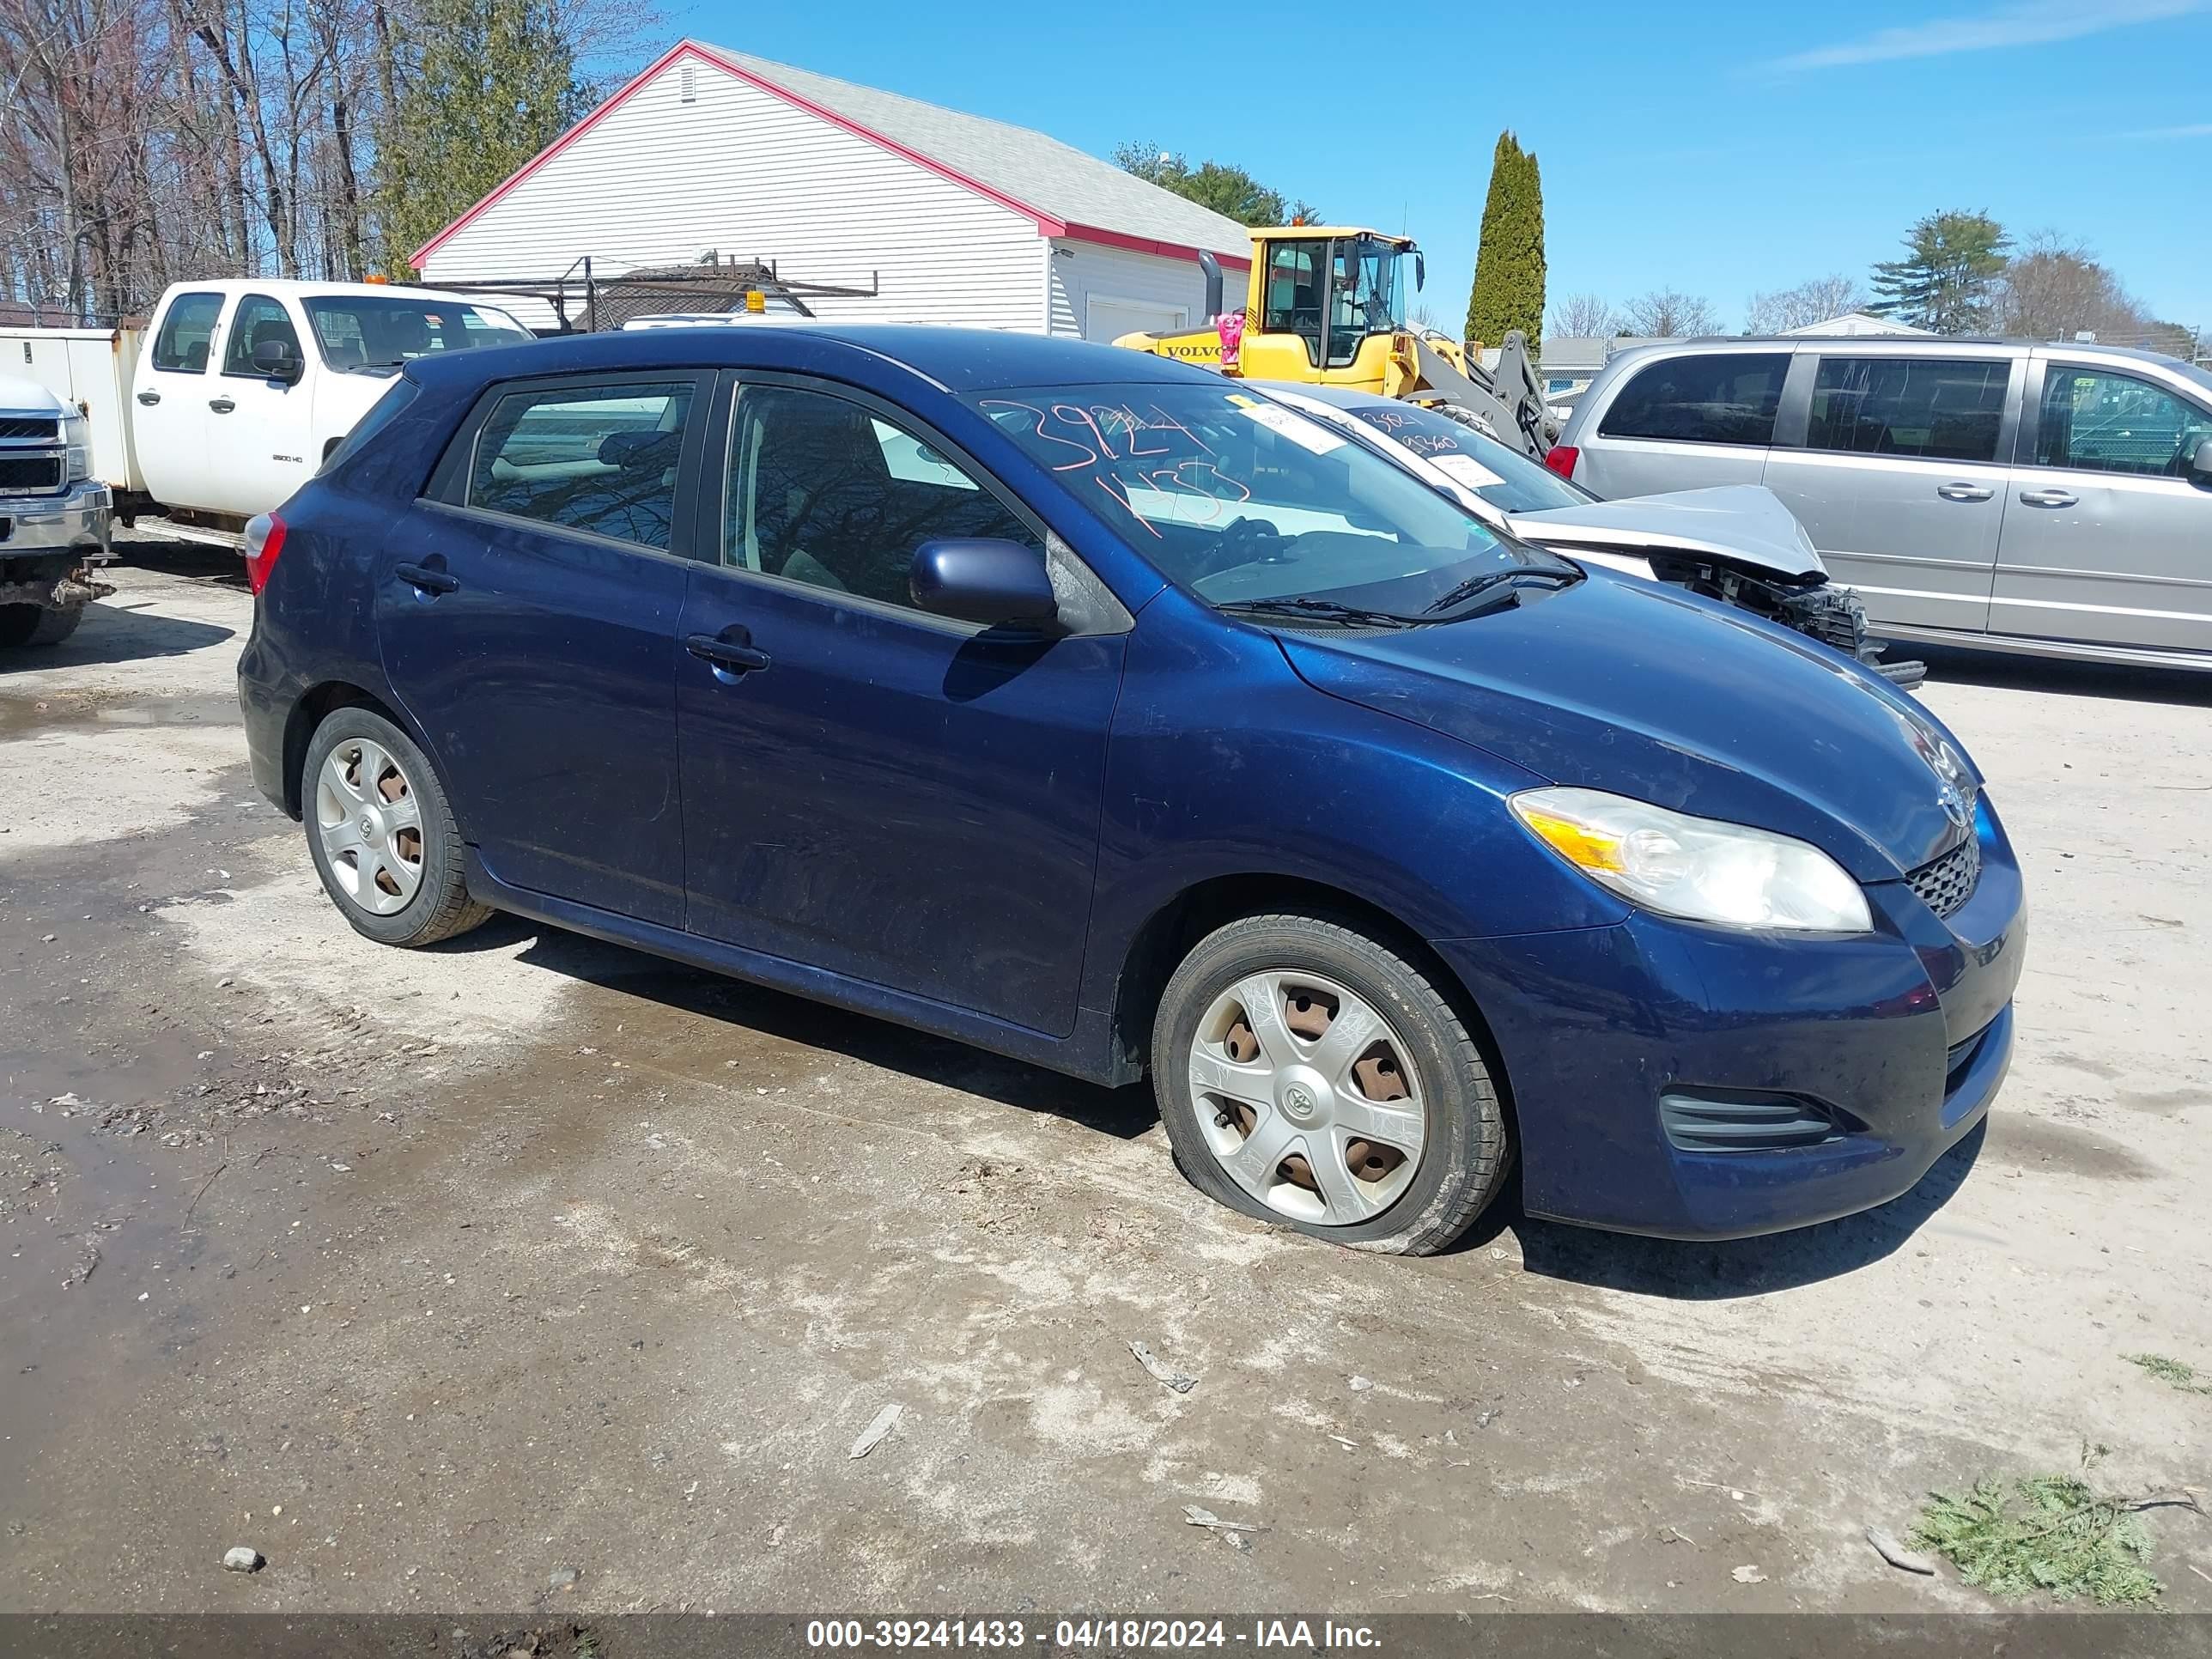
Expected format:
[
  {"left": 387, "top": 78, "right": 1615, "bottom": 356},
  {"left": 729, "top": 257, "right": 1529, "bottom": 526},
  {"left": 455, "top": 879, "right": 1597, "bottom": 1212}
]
[{"left": 3, "top": 547, "right": 2209, "bottom": 1616}]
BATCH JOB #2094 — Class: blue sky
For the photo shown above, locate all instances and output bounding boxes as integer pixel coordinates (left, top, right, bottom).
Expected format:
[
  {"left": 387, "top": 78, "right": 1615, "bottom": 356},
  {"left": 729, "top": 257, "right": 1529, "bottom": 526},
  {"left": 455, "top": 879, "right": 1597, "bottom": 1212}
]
[{"left": 665, "top": 0, "right": 2211, "bottom": 334}]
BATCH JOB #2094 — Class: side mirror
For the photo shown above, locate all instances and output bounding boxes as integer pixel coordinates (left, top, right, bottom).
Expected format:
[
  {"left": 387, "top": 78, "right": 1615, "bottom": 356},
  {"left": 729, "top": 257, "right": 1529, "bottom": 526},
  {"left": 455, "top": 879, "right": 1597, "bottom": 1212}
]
[
  {"left": 2189, "top": 435, "right": 2212, "bottom": 488},
  {"left": 910, "top": 538, "right": 1058, "bottom": 627},
  {"left": 1414, "top": 252, "right": 1425, "bottom": 294},
  {"left": 252, "top": 338, "right": 302, "bottom": 383}
]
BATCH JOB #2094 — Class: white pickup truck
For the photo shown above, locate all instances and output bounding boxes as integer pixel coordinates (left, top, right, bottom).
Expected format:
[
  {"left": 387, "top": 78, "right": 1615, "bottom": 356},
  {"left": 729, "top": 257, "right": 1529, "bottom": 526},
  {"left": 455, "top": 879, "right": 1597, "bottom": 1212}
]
[
  {"left": 0, "top": 370, "right": 112, "bottom": 648},
  {"left": 2, "top": 278, "right": 532, "bottom": 534}
]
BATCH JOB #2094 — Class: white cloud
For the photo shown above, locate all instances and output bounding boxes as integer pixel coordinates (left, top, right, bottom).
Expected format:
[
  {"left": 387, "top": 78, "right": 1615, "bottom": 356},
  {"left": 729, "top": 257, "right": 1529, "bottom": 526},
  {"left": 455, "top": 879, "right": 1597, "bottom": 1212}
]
[{"left": 1769, "top": 0, "right": 2208, "bottom": 72}]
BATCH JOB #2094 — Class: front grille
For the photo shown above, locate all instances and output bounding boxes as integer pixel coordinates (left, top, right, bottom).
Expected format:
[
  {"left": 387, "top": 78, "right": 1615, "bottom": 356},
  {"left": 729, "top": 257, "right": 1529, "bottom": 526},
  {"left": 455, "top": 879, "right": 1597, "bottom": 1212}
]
[
  {"left": 1906, "top": 832, "right": 1981, "bottom": 921},
  {"left": 0, "top": 416, "right": 57, "bottom": 441},
  {"left": 0, "top": 455, "right": 62, "bottom": 492},
  {"left": 1661, "top": 1091, "right": 1844, "bottom": 1152}
]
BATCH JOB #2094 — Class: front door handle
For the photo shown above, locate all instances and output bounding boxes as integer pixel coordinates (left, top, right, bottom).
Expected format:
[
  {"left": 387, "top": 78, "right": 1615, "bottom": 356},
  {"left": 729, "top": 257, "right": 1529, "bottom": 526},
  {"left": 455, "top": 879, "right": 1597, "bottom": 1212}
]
[
  {"left": 1936, "top": 482, "right": 1993, "bottom": 502},
  {"left": 685, "top": 632, "right": 771, "bottom": 675},
  {"left": 2019, "top": 488, "right": 2077, "bottom": 508},
  {"left": 394, "top": 561, "right": 460, "bottom": 596},
  {"left": 209, "top": 397, "right": 235, "bottom": 414},
  {"left": 137, "top": 390, "right": 160, "bottom": 406}
]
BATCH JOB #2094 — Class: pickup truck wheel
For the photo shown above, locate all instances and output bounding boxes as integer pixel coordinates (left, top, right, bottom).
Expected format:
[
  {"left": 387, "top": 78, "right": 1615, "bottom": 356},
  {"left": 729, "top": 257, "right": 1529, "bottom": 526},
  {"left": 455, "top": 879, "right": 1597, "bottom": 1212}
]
[
  {"left": 302, "top": 708, "right": 492, "bottom": 947},
  {"left": 0, "top": 602, "right": 81, "bottom": 648},
  {"left": 1152, "top": 914, "right": 1509, "bottom": 1256}
]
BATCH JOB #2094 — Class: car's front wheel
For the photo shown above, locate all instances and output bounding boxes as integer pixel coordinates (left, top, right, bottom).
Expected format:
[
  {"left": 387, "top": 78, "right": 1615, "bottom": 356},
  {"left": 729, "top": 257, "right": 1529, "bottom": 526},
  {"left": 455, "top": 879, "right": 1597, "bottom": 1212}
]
[
  {"left": 1152, "top": 914, "right": 1509, "bottom": 1255},
  {"left": 302, "top": 707, "right": 492, "bottom": 947}
]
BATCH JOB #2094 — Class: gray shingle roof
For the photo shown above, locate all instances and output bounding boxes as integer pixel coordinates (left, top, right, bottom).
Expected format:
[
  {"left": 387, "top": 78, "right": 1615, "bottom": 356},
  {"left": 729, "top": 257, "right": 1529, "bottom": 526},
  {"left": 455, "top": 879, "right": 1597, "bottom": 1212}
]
[{"left": 699, "top": 44, "right": 1252, "bottom": 261}]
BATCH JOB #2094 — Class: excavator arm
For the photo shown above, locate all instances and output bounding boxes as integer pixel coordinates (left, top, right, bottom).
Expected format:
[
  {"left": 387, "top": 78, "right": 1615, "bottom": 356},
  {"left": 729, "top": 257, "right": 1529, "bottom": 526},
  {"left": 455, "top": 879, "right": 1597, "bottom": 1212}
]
[{"left": 1383, "top": 330, "right": 1559, "bottom": 462}]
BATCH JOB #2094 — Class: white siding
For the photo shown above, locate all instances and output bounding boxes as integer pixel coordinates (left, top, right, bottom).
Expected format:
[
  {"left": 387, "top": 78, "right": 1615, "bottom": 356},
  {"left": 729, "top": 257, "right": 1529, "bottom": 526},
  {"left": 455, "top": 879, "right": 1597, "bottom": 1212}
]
[
  {"left": 420, "top": 56, "right": 1045, "bottom": 332},
  {"left": 1045, "top": 240, "right": 1227, "bottom": 341}
]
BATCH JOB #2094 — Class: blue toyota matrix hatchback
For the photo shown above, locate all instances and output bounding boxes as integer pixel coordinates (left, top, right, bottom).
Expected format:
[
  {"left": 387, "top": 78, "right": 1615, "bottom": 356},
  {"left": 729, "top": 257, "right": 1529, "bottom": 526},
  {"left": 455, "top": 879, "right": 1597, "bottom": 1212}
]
[{"left": 237, "top": 328, "right": 2024, "bottom": 1254}]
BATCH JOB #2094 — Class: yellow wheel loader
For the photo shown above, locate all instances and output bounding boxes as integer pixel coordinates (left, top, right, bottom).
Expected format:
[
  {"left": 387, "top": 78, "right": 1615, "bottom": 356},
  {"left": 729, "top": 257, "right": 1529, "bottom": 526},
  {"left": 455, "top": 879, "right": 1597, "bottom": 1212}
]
[{"left": 1113, "top": 227, "right": 1559, "bottom": 460}]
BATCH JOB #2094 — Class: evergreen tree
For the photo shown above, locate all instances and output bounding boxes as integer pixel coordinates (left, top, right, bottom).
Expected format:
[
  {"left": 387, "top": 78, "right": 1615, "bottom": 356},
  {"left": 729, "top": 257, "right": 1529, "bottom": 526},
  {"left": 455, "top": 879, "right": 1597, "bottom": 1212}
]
[
  {"left": 1465, "top": 132, "right": 1545, "bottom": 352},
  {"left": 1869, "top": 211, "right": 2012, "bottom": 334},
  {"left": 1110, "top": 142, "right": 1315, "bottom": 228},
  {"left": 377, "top": 0, "right": 594, "bottom": 276}
]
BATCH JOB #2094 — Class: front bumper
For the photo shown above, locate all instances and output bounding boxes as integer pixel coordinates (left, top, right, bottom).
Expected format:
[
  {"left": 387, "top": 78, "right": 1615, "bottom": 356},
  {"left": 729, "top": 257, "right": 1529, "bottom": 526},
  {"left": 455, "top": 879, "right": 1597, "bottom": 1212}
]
[
  {"left": 0, "top": 481, "right": 113, "bottom": 560},
  {"left": 1434, "top": 802, "right": 2026, "bottom": 1239}
]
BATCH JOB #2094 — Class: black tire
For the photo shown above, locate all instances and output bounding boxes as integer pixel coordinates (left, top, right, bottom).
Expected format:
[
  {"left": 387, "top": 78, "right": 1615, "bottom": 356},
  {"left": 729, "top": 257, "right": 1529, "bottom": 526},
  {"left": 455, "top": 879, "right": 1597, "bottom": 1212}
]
[
  {"left": 301, "top": 706, "right": 493, "bottom": 947},
  {"left": 1152, "top": 914, "right": 1509, "bottom": 1255},
  {"left": 0, "top": 603, "right": 80, "bottom": 648}
]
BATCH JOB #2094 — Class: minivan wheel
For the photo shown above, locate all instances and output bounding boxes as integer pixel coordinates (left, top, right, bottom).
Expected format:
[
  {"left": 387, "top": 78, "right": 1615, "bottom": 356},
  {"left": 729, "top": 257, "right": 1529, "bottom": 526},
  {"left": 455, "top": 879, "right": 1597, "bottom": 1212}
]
[
  {"left": 302, "top": 707, "right": 491, "bottom": 947},
  {"left": 1152, "top": 914, "right": 1509, "bottom": 1255}
]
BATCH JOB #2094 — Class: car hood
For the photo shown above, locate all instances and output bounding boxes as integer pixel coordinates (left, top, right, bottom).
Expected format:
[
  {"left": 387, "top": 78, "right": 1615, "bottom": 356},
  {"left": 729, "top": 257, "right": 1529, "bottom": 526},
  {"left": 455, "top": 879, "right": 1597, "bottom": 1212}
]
[
  {"left": 0, "top": 373, "right": 64, "bottom": 416},
  {"left": 1506, "top": 484, "right": 1826, "bottom": 580},
  {"left": 1278, "top": 570, "right": 1978, "bottom": 880}
]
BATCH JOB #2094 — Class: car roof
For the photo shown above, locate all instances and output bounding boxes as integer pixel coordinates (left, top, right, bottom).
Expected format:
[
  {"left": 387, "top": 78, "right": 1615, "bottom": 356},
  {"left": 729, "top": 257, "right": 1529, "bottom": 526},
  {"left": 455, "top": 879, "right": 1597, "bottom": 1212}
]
[
  {"left": 401, "top": 325, "right": 1212, "bottom": 398},
  {"left": 168, "top": 276, "right": 510, "bottom": 307},
  {"left": 1594, "top": 334, "right": 2200, "bottom": 374}
]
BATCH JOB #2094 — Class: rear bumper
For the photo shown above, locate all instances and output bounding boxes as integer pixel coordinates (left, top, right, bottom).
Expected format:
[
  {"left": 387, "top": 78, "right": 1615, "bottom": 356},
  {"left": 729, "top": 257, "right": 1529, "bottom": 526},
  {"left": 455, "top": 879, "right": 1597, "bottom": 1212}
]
[
  {"left": 1434, "top": 803, "right": 2026, "bottom": 1239},
  {"left": 1, "top": 482, "right": 112, "bottom": 560}
]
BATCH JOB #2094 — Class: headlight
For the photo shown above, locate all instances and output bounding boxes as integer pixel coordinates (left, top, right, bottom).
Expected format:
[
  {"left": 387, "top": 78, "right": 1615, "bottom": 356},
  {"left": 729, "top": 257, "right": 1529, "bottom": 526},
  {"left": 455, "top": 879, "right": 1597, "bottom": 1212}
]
[
  {"left": 63, "top": 410, "right": 90, "bottom": 483},
  {"left": 1510, "top": 786, "right": 1873, "bottom": 934}
]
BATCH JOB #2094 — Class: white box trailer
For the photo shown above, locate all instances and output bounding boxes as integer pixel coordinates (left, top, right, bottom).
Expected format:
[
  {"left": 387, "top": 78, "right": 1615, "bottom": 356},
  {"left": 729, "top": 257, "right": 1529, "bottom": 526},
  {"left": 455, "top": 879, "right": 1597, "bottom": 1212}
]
[{"left": 0, "top": 325, "right": 146, "bottom": 495}]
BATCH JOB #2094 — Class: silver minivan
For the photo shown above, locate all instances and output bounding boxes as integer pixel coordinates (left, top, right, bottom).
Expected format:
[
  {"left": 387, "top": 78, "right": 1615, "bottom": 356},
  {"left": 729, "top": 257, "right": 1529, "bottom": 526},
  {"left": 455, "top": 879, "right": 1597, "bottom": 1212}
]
[{"left": 1555, "top": 337, "right": 2212, "bottom": 670}]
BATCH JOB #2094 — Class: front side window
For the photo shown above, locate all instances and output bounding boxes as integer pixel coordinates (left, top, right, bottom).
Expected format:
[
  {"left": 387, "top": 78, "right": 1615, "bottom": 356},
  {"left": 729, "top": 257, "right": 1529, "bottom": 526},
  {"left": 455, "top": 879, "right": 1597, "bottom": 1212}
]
[
  {"left": 1261, "top": 239, "right": 1327, "bottom": 366},
  {"left": 726, "top": 385, "right": 1038, "bottom": 609},
  {"left": 150, "top": 291, "right": 223, "bottom": 374},
  {"left": 2035, "top": 367, "right": 2212, "bottom": 477},
  {"left": 972, "top": 383, "right": 1573, "bottom": 619},
  {"left": 304, "top": 295, "right": 531, "bottom": 373},
  {"left": 1343, "top": 402, "right": 1593, "bottom": 511},
  {"left": 1805, "top": 357, "right": 2008, "bottom": 463},
  {"left": 1598, "top": 352, "right": 1790, "bottom": 447},
  {"left": 465, "top": 380, "right": 696, "bottom": 550},
  {"left": 222, "top": 294, "right": 302, "bottom": 376}
]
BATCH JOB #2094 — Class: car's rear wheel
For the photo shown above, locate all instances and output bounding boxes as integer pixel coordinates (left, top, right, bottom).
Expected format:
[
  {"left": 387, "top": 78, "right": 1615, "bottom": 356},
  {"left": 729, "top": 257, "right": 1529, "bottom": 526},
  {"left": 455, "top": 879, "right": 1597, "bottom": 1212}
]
[
  {"left": 1152, "top": 914, "right": 1509, "bottom": 1255},
  {"left": 302, "top": 707, "right": 491, "bottom": 947}
]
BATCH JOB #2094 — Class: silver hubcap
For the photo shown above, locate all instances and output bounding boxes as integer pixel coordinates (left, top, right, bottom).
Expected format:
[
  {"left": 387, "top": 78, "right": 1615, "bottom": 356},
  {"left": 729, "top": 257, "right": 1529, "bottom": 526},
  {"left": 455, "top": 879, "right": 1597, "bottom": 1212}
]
[
  {"left": 315, "top": 738, "right": 424, "bottom": 916},
  {"left": 1188, "top": 971, "right": 1425, "bottom": 1225}
]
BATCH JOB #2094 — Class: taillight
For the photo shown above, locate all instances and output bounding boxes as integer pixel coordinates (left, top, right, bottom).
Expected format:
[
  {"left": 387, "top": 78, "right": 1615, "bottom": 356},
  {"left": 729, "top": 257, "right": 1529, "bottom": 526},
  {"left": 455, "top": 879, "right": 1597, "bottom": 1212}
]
[
  {"left": 1543, "top": 445, "right": 1579, "bottom": 480},
  {"left": 243, "top": 512, "right": 287, "bottom": 594}
]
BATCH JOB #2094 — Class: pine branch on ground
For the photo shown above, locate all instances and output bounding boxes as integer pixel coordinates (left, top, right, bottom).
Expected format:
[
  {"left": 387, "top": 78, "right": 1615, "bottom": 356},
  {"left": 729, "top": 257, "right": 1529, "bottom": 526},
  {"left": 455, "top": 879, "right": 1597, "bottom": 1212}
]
[{"left": 1908, "top": 1474, "right": 2170, "bottom": 1606}]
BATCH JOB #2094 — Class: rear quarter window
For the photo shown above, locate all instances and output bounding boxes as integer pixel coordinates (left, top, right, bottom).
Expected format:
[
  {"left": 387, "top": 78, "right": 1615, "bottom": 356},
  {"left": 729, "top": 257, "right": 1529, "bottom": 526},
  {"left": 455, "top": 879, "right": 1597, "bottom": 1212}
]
[{"left": 1598, "top": 352, "right": 1790, "bottom": 447}]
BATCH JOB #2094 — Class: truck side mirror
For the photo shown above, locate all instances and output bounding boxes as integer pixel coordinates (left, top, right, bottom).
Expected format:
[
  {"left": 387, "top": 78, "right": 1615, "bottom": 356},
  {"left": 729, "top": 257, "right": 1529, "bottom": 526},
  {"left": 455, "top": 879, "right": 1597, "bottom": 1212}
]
[
  {"left": 2189, "top": 435, "right": 2212, "bottom": 489},
  {"left": 252, "top": 338, "right": 302, "bottom": 384}
]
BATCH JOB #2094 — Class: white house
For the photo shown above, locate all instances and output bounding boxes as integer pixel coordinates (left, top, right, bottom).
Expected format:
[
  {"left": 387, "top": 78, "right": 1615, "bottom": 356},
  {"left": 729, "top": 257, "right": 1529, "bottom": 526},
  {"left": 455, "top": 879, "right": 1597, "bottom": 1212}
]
[{"left": 412, "top": 41, "right": 1252, "bottom": 343}]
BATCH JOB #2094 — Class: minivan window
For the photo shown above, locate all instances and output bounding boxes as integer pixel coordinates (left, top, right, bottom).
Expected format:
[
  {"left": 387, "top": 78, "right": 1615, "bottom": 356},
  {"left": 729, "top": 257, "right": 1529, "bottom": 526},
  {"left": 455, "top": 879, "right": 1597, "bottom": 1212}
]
[
  {"left": 465, "top": 380, "right": 695, "bottom": 550},
  {"left": 222, "top": 293, "right": 302, "bottom": 377},
  {"left": 149, "top": 291, "right": 223, "bottom": 374},
  {"left": 1804, "top": 357, "right": 2008, "bottom": 463},
  {"left": 2036, "top": 367, "right": 2212, "bottom": 477},
  {"left": 1598, "top": 352, "right": 1790, "bottom": 447},
  {"left": 972, "top": 383, "right": 1571, "bottom": 617},
  {"left": 726, "top": 385, "right": 1038, "bottom": 609}
]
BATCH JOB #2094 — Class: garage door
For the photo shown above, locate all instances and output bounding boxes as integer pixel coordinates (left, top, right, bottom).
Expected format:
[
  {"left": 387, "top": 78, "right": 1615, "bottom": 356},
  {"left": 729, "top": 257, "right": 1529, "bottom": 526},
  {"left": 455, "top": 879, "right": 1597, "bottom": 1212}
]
[{"left": 1085, "top": 295, "right": 1188, "bottom": 344}]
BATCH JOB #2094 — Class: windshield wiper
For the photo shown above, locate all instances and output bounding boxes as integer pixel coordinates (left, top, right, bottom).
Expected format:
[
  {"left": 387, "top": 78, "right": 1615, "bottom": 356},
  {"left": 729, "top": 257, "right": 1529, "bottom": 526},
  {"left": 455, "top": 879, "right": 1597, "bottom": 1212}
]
[
  {"left": 1422, "top": 565, "right": 1577, "bottom": 617},
  {"left": 1220, "top": 596, "right": 1420, "bottom": 629}
]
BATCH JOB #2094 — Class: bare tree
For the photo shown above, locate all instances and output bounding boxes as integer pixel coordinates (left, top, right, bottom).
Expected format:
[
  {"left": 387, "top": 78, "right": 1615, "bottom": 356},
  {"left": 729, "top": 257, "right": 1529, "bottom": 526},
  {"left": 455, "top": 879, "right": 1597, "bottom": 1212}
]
[
  {"left": 1619, "top": 288, "right": 1723, "bottom": 338},
  {"left": 1547, "top": 290, "right": 1614, "bottom": 338},
  {"left": 1744, "top": 273, "right": 1867, "bottom": 335}
]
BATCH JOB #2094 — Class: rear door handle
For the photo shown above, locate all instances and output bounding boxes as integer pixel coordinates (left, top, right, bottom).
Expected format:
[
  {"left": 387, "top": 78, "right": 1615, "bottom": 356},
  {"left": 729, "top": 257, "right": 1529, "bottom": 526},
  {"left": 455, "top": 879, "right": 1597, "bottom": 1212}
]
[
  {"left": 2019, "top": 488, "right": 2078, "bottom": 508},
  {"left": 395, "top": 562, "right": 460, "bottom": 596},
  {"left": 685, "top": 632, "right": 771, "bottom": 675},
  {"left": 209, "top": 397, "right": 235, "bottom": 414},
  {"left": 137, "top": 390, "right": 160, "bottom": 406},
  {"left": 1936, "top": 482, "right": 1993, "bottom": 502}
]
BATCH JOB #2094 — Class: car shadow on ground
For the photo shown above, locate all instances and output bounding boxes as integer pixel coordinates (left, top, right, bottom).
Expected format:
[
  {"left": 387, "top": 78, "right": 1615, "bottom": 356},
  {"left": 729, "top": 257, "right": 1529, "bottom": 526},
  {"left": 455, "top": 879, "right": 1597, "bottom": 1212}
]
[
  {"left": 1913, "top": 644, "right": 2212, "bottom": 709},
  {"left": 3, "top": 593, "right": 234, "bottom": 673},
  {"left": 1505, "top": 1122, "right": 1987, "bottom": 1298},
  {"left": 114, "top": 535, "right": 250, "bottom": 587},
  {"left": 433, "top": 912, "right": 1159, "bottom": 1141}
]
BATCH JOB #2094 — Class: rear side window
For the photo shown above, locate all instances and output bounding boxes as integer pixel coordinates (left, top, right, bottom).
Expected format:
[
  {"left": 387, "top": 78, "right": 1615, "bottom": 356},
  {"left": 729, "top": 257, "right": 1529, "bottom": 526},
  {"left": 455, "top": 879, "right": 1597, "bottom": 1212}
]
[
  {"left": 1598, "top": 352, "right": 1789, "bottom": 447},
  {"left": 465, "top": 380, "right": 696, "bottom": 550},
  {"left": 150, "top": 291, "right": 224, "bottom": 374},
  {"left": 1806, "top": 357, "right": 2008, "bottom": 463},
  {"left": 2036, "top": 367, "right": 2212, "bottom": 477}
]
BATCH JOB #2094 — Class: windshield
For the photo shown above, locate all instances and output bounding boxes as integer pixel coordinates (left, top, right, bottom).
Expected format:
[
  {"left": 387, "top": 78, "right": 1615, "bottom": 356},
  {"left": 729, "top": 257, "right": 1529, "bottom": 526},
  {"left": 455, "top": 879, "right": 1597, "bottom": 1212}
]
[
  {"left": 969, "top": 382, "right": 1573, "bottom": 620},
  {"left": 1345, "top": 403, "right": 1595, "bottom": 512},
  {"left": 301, "top": 295, "right": 532, "bottom": 373}
]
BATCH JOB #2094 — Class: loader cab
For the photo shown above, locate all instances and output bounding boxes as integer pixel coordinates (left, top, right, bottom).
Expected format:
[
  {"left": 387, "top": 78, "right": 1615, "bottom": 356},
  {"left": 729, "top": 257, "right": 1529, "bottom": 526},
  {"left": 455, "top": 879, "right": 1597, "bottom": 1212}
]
[{"left": 1237, "top": 228, "right": 1421, "bottom": 388}]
